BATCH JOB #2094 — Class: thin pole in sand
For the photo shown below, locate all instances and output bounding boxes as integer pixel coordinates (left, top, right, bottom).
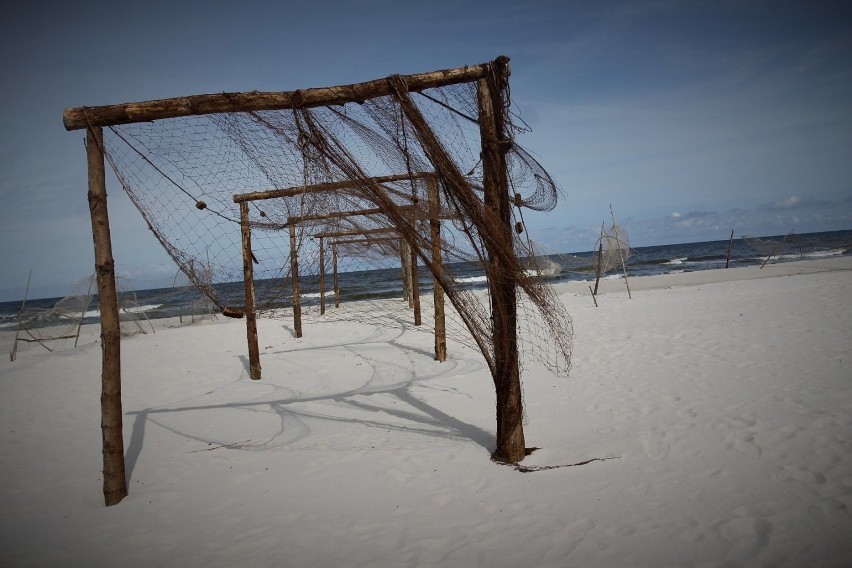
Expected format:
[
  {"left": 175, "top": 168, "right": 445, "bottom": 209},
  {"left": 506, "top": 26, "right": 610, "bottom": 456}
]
[
  {"left": 760, "top": 229, "right": 795, "bottom": 269},
  {"left": 610, "top": 205, "right": 632, "bottom": 299},
  {"left": 74, "top": 274, "right": 96, "bottom": 347},
  {"left": 9, "top": 269, "right": 32, "bottom": 362},
  {"left": 725, "top": 230, "right": 734, "bottom": 268},
  {"left": 588, "top": 285, "right": 599, "bottom": 308},
  {"left": 593, "top": 223, "right": 604, "bottom": 298}
]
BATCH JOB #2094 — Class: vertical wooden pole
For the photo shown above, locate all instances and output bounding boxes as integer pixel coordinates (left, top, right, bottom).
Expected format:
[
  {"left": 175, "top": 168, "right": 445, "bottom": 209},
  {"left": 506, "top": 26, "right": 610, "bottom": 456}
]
[
  {"left": 87, "top": 126, "right": 128, "bottom": 506},
  {"left": 289, "top": 224, "right": 303, "bottom": 337},
  {"left": 427, "top": 178, "right": 447, "bottom": 361},
  {"left": 319, "top": 237, "right": 326, "bottom": 315},
  {"left": 593, "top": 223, "right": 604, "bottom": 297},
  {"left": 239, "top": 202, "right": 261, "bottom": 380},
  {"left": 478, "top": 60, "right": 525, "bottom": 463},
  {"left": 411, "top": 246, "right": 422, "bottom": 326},
  {"left": 725, "top": 230, "right": 734, "bottom": 268},
  {"left": 332, "top": 242, "right": 340, "bottom": 308},
  {"left": 401, "top": 242, "right": 413, "bottom": 305}
]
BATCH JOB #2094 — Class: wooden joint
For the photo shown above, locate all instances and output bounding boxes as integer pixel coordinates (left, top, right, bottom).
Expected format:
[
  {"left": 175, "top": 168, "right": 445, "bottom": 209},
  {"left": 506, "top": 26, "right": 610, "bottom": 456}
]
[{"left": 292, "top": 89, "right": 305, "bottom": 109}]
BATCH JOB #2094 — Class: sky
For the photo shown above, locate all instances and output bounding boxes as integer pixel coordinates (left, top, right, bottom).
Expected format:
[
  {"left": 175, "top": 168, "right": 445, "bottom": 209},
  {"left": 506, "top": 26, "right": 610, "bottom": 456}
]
[{"left": 1, "top": 0, "right": 851, "bottom": 301}]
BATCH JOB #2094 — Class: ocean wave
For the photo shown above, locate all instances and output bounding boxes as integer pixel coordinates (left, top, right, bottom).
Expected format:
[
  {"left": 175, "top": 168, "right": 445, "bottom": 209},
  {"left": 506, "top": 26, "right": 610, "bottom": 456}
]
[
  {"left": 665, "top": 257, "right": 688, "bottom": 266},
  {"left": 456, "top": 276, "right": 488, "bottom": 284}
]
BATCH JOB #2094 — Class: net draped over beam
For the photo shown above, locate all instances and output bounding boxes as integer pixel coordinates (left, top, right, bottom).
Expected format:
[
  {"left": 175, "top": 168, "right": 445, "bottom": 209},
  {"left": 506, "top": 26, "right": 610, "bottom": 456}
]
[{"left": 67, "top": 56, "right": 573, "bottom": 472}]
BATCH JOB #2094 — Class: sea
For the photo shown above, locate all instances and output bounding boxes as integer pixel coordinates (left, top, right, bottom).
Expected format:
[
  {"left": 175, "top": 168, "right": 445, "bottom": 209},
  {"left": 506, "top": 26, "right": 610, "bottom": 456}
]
[{"left": 2, "top": 229, "right": 849, "bottom": 331}]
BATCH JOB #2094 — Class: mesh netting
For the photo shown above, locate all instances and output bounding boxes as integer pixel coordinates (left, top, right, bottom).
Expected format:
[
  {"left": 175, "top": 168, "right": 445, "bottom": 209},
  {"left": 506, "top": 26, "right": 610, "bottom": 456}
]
[
  {"left": 743, "top": 231, "right": 802, "bottom": 264},
  {"left": 8, "top": 275, "right": 154, "bottom": 359},
  {"left": 595, "top": 224, "right": 632, "bottom": 275},
  {"left": 98, "top": 66, "right": 573, "bottom": 379}
]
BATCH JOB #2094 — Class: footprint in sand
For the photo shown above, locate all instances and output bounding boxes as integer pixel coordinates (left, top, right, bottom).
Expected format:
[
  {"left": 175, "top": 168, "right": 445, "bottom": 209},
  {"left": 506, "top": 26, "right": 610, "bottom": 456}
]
[
  {"left": 775, "top": 465, "right": 826, "bottom": 485},
  {"left": 641, "top": 431, "right": 670, "bottom": 461}
]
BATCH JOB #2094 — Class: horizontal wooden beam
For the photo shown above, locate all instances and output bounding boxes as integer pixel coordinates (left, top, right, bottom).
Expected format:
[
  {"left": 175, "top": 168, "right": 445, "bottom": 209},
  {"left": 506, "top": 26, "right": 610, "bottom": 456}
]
[
  {"left": 289, "top": 207, "right": 385, "bottom": 225},
  {"left": 233, "top": 172, "right": 434, "bottom": 204},
  {"left": 313, "top": 227, "right": 397, "bottom": 239},
  {"left": 63, "top": 58, "right": 509, "bottom": 131},
  {"left": 332, "top": 237, "right": 399, "bottom": 246}
]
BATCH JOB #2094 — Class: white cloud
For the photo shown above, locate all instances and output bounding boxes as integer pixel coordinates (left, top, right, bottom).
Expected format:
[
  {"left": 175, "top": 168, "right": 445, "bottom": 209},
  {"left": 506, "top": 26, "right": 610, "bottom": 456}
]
[{"left": 772, "top": 195, "right": 807, "bottom": 209}]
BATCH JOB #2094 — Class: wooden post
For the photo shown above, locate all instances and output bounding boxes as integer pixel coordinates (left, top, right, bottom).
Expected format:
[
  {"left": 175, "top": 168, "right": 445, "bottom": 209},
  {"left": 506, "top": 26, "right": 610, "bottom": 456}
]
[
  {"left": 478, "top": 60, "right": 526, "bottom": 463},
  {"left": 332, "top": 242, "right": 340, "bottom": 308},
  {"left": 289, "top": 224, "right": 303, "bottom": 337},
  {"left": 318, "top": 237, "right": 326, "bottom": 315},
  {"left": 593, "top": 232, "right": 604, "bottom": 297},
  {"left": 401, "top": 242, "right": 412, "bottom": 304},
  {"left": 725, "top": 230, "right": 734, "bottom": 268},
  {"left": 239, "top": 202, "right": 261, "bottom": 380},
  {"left": 87, "top": 126, "right": 128, "bottom": 506},
  {"left": 411, "top": 247, "right": 422, "bottom": 326},
  {"left": 428, "top": 178, "right": 447, "bottom": 361}
]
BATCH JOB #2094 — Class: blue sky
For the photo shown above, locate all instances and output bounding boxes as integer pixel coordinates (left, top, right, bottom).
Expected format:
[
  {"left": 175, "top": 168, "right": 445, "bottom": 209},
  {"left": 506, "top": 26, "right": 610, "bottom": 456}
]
[{"left": 1, "top": 0, "right": 851, "bottom": 300}]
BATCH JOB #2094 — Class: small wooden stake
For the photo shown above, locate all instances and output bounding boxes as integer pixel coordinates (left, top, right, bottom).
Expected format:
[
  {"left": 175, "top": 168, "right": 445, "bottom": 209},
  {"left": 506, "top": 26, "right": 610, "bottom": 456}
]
[
  {"left": 725, "top": 230, "right": 734, "bottom": 268},
  {"left": 87, "top": 126, "right": 128, "bottom": 506},
  {"left": 9, "top": 269, "right": 31, "bottom": 362},
  {"left": 588, "top": 285, "right": 598, "bottom": 308},
  {"left": 239, "top": 202, "right": 261, "bottom": 380}
]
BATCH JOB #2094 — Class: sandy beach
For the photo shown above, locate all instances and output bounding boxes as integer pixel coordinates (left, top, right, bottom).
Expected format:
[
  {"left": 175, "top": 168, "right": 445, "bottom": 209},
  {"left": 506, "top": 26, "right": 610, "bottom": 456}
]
[{"left": 2, "top": 256, "right": 850, "bottom": 567}]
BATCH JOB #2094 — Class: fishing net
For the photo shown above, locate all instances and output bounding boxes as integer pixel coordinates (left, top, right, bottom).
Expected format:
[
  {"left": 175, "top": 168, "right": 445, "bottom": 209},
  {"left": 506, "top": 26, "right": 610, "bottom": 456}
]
[
  {"left": 95, "top": 58, "right": 573, "bottom": 381},
  {"left": 8, "top": 275, "right": 154, "bottom": 360},
  {"left": 743, "top": 232, "right": 802, "bottom": 264},
  {"left": 594, "top": 224, "right": 632, "bottom": 275}
]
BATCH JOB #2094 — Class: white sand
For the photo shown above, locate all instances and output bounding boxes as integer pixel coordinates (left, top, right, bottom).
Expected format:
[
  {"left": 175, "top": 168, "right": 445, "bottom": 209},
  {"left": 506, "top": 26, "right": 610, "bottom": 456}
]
[{"left": 2, "top": 257, "right": 851, "bottom": 567}]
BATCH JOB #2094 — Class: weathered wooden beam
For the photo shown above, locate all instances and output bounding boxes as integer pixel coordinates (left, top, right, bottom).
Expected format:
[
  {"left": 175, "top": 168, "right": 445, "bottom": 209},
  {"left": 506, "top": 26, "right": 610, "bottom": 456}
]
[
  {"left": 239, "top": 202, "right": 261, "bottom": 380},
  {"left": 291, "top": 207, "right": 385, "bottom": 226},
  {"left": 313, "top": 227, "right": 397, "bottom": 239},
  {"left": 233, "top": 173, "right": 434, "bottom": 204},
  {"left": 478, "top": 62, "right": 525, "bottom": 464},
  {"left": 87, "top": 126, "right": 128, "bottom": 507},
  {"left": 290, "top": 203, "right": 446, "bottom": 227},
  {"left": 64, "top": 62, "right": 499, "bottom": 130}
]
